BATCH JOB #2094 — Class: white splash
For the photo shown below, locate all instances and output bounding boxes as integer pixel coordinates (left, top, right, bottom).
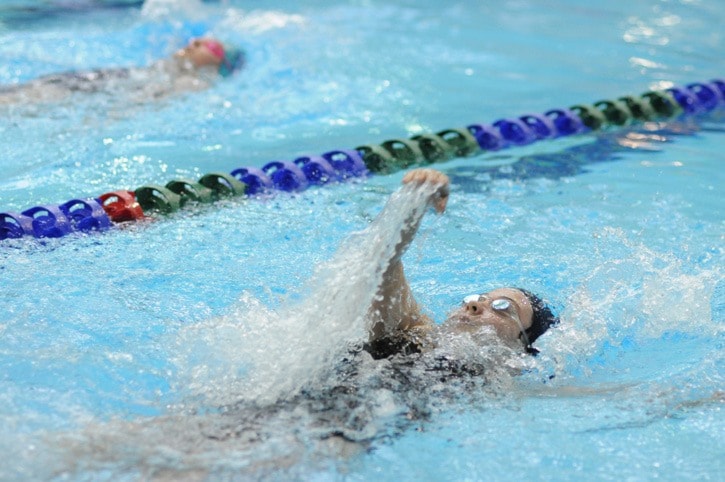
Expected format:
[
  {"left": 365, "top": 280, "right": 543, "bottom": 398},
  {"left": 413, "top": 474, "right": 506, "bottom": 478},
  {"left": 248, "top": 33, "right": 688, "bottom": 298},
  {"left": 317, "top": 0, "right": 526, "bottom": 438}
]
[
  {"left": 171, "top": 182, "right": 439, "bottom": 407},
  {"left": 542, "top": 227, "right": 722, "bottom": 375},
  {"left": 220, "top": 9, "right": 306, "bottom": 35},
  {"left": 141, "top": 0, "right": 212, "bottom": 20}
]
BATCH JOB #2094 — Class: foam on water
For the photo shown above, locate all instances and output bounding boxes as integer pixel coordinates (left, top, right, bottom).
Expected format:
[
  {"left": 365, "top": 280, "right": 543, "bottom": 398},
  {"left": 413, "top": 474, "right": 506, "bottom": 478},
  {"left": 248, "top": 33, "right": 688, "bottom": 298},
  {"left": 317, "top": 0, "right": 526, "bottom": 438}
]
[
  {"left": 528, "top": 224, "right": 719, "bottom": 354},
  {"left": 140, "top": 0, "right": 211, "bottom": 21}
]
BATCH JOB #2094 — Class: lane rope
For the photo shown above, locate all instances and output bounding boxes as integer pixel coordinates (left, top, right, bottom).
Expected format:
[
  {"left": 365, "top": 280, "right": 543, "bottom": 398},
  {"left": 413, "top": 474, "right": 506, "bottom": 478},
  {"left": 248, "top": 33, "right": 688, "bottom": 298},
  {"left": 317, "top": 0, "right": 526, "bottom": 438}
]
[{"left": 1, "top": 79, "right": 723, "bottom": 241}]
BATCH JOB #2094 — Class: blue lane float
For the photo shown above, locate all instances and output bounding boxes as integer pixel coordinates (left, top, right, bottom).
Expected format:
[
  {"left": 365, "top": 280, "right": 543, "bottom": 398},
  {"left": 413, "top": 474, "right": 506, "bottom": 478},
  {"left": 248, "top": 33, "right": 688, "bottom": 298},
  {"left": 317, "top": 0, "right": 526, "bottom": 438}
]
[
  {"left": 321, "top": 149, "right": 368, "bottom": 178},
  {"left": 21, "top": 205, "right": 72, "bottom": 239},
  {"left": 0, "top": 212, "right": 35, "bottom": 239},
  {"left": 230, "top": 167, "right": 273, "bottom": 196},
  {"left": 294, "top": 156, "right": 338, "bottom": 185},
  {"left": 262, "top": 161, "right": 309, "bottom": 192},
  {"left": 59, "top": 198, "right": 112, "bottom": 232},
  {"left": 1, "top": 79, "right": 723, "bottom": 242}
]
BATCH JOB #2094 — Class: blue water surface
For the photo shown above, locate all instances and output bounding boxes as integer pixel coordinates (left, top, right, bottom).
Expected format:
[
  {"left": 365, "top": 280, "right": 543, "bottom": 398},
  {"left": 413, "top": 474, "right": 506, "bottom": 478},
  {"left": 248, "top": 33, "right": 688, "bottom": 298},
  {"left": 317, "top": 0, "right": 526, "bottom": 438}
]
[{"left": 0, "top": 0, "right": 723, "bottom": 480}]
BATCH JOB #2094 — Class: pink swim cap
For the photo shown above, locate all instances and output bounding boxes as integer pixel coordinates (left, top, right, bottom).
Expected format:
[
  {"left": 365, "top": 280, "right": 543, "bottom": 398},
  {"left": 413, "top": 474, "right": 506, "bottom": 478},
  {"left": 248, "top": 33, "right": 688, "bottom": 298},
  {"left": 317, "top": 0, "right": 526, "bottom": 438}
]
[{"left": 201, "top": 39, "right": 225, "bottom": 60}]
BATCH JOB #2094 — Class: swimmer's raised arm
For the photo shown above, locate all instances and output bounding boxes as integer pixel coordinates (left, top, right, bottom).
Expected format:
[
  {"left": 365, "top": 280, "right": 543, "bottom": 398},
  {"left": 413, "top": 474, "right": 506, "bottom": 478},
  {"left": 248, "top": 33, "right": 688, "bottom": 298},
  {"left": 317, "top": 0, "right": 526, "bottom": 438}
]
[{"left": 368, "top": 168, "right": 449, "bottom": 341}]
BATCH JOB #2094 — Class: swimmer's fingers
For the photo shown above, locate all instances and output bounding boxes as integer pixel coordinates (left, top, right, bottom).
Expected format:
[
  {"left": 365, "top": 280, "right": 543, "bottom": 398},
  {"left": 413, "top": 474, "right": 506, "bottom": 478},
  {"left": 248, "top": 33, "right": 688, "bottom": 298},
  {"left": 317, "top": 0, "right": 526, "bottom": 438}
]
[
  {"left": 401, "top": 168, "right": 449, "bottom": 188},
  {"left": 402, "top": 168, "right": 450, "bottom": 213}
]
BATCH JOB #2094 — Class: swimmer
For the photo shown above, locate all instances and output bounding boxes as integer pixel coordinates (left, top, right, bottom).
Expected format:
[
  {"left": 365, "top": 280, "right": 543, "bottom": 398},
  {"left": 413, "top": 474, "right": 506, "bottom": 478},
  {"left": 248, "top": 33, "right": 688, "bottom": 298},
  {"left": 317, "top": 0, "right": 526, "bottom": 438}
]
[
  {"left": 365, "top": 168, "right": 559, "bottom": 359},
  {"left": 48, "top": 169, "right": 561, "bottom": 479},
  {"left": 0, "top": 36, "right": 244, "bottom": 106}
]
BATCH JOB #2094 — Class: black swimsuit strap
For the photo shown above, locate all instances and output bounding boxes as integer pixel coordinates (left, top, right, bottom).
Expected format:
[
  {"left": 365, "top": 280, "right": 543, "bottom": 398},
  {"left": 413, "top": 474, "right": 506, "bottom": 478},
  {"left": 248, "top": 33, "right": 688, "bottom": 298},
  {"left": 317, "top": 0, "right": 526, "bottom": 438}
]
[{"left": 362, "top": 334, "right": 422, "bottom": 360}]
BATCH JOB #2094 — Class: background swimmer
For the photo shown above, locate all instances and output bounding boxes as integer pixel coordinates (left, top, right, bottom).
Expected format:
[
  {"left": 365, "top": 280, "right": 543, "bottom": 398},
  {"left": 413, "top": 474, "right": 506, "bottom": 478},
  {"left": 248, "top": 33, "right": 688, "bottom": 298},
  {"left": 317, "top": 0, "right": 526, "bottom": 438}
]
[
  {"left": 366, "top": 168, "right": 559, "bottom": 360},
  {"left": 0, "top": 36, "right": 244, "bottom": 105}
]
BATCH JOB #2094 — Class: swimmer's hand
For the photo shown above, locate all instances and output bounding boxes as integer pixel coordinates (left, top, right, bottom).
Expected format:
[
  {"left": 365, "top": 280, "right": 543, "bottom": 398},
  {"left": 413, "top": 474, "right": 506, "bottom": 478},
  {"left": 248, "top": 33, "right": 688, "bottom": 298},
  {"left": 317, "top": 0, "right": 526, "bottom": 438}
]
[{"left": 402, "top": 168, "right": 450, "bottom": 214}]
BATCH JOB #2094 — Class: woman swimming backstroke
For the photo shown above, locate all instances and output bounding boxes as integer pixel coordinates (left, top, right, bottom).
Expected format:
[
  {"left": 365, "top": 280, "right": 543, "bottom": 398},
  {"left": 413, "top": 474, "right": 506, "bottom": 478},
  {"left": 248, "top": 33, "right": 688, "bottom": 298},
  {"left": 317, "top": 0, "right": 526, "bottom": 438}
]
[
  {"left": 0, "top": 36, "right": 244, "bottom": 105},
  {"left": 50, "top": 168, "right": 561, "bottom": 478},
  {"left": 198, "top": 167, "right": 561, "bottom": 456},
  {"left": 364, "top": 168, "right": 559, "bottom": 359}
]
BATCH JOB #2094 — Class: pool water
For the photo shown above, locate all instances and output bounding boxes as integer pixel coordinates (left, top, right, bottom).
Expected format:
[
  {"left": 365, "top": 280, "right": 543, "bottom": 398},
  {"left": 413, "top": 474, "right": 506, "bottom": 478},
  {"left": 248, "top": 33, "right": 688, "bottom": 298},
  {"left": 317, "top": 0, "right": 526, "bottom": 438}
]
[{"left": 0, "top": 0, "right": 723, "bottom": 480}]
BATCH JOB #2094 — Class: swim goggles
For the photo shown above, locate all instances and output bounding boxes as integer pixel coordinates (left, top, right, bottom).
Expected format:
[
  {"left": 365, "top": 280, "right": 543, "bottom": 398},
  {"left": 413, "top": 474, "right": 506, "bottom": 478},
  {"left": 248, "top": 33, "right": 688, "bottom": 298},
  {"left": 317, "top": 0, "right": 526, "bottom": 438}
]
[
  {"left": 462, "top": 294, "right": 531, "bottom": 348},
  {"left": 463, "top": 294, "right": 512, "bottom": 311}
]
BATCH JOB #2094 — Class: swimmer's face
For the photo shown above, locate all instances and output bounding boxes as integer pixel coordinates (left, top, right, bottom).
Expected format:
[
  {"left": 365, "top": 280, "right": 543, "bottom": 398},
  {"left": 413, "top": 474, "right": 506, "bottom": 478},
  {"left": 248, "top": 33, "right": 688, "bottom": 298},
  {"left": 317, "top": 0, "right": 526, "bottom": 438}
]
[
  {"left": 174, "top": 38, "right": 223, "bottom": 69},
  {"left": 443, "top": 288, "right": 534, "bottom": 344}
]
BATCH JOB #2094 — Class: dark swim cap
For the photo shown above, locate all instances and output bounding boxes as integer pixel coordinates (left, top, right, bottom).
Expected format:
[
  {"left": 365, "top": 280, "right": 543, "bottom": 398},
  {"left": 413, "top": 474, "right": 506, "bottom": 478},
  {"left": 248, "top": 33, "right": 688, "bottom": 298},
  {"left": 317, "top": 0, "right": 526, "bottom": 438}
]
[{"left": 517, "top": 288, "right": 559, "bottom": 355}]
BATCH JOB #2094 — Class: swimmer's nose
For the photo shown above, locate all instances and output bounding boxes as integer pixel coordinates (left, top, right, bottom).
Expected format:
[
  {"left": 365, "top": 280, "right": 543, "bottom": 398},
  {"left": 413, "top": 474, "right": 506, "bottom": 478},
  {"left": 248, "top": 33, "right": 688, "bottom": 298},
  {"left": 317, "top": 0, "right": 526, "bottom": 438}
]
[{"left": 465, "top": 300, "right": 485, "bottom": 316}]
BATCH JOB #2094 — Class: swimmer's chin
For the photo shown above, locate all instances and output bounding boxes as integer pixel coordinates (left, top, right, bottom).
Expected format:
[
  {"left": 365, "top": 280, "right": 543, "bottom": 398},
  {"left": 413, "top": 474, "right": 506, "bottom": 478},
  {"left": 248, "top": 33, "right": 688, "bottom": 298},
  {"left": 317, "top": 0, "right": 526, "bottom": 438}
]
[
  {"left": 441, "top": 310, "right": 484, "bottom": 334},
  {"left": 430, "top": 322, "right": 518, "bottom": 367},
  {"left": 439, "top": 313, "right": 492, "bottom": 337},
  {"left": 439, "top": 314, "right": 523, "bottom": 352}
]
